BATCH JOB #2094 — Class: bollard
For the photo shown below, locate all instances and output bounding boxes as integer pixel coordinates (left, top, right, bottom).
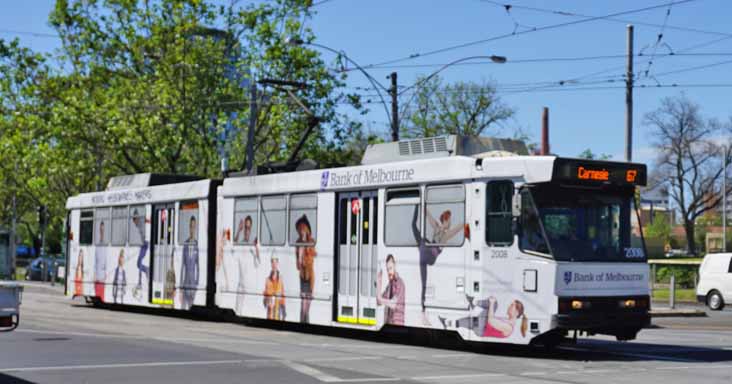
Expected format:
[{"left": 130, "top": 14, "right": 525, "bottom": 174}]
[{"left": 669, "top": 274, "right": 676, "bottom": 309}]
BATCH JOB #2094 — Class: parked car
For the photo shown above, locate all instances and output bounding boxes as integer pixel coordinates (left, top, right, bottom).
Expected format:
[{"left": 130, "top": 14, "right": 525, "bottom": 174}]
[
  {"left": 24, "top": 257, "right": 65, "bottom": 282},
  {"left": 664, "top": 249, "right": 687, "bottom": 258},
  {"left": 0, "top": 282, "right": 23, "bottom": 331},
  {"left": 696, "top": 253, "right": 732, "bottom": 310}
]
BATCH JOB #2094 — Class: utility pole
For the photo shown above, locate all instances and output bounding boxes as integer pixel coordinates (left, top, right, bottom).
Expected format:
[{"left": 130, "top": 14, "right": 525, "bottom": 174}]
[
  {"left": 541, "top": 107, "right": 550, "bottom": 155},
  {"left": 625, "top": 24, "right": 634, "bottom": 162},
  {"left": 10, "top": 191, "right": 17, "bottom": 280},
  {"left": 389, "top": 72, "right": 399, "bottom": 142},
  {"left": 246, "top": 79, "right": 257, "bottom": 173},
  {"left": 724, "top": 145, "right": 728, "bottom": 252}
]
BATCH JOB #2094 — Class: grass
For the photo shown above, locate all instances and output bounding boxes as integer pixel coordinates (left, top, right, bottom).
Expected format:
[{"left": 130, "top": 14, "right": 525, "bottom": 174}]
[
  {"left": 651, "top": 288, "right": 697, "bottom": 302},
  {"left": 14, "top": 267, "right": 25, "bottom": 281}
]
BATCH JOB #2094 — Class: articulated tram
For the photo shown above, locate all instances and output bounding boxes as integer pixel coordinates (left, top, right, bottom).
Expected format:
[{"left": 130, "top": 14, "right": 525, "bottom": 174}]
[{"left": 65, "top": 136, "right": 649, "bottom": 345}]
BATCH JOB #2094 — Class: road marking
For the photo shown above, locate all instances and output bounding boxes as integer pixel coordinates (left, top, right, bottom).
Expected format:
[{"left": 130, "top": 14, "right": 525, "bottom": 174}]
[
  {"left": 411, "top": 373, "right": 505, "bottom": 381},
  {"left": 430, "top": 353, "right": 473, "bottom": 358},
  {"left": 17, "top": 329, "right": 145, "bottom": 339},
  {"left": 167, "top": 337, "right": 277, "bottom": 345},
  {"left": 0, "top": 360, "right": 243, "bottom": 372},
  {"left": 520, "top": 372, "right": 547, "bottom": 376},
  {"left": 304, "top": 356, "right": 383, "bottom": 363},
  {"left": 282, "top": 361, "right": 344, "bottom": 383},
  {"left": 16, "top": 328, "right": 278, "bottom": 345}
]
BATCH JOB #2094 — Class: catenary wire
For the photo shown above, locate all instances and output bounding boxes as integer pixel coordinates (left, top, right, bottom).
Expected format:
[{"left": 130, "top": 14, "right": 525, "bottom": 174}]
[{"left": 364, "top": 0, "right": 698, "bottom": 68}]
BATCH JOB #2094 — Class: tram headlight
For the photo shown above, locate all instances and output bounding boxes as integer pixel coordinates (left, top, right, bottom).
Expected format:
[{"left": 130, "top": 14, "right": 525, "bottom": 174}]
[
  {"left": 619, "top": 299, "right": 636, "bottom": 308},
  {"left": 571, "top": 300, "right": 591, "bottom": 310}
]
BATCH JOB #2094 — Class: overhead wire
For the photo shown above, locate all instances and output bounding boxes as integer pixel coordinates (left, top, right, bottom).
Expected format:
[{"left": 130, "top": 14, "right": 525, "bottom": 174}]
[
  {"left": 338, "top": 52, "right": 732, "bottom": 72},
  {"left": 640, "top": 3, "right": 674, "bottom": 78},
  {"left": 0, "top": 29, "right": 59, "bottom": 39},
  {"left": 479, "top": 0, "right": 730, "bottom": 38},
  {"left": 364, "top": 0, "right": 698, "bottom": 68}
]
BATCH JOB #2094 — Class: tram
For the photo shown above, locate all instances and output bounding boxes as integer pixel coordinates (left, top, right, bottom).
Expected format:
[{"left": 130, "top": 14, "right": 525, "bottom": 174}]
[{"left": 65, "top": 135, "right": 649, "bottom": 345}]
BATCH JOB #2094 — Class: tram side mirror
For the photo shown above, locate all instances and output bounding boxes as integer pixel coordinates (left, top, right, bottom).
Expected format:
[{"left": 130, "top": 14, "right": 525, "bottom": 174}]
[{"left": 512, "top": 193, "right": 522, "bottom": 218}]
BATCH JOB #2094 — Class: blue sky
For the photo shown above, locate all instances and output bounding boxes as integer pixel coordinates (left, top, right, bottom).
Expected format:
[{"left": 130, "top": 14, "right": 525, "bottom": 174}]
[{"left": 2, "top": 0, "right": 731, "bottom": 166}]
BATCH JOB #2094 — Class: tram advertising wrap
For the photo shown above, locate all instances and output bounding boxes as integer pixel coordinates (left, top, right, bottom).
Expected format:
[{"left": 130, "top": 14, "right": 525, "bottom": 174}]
[{"left": 65, "top": 149, "right": 650, "bottom": 348}]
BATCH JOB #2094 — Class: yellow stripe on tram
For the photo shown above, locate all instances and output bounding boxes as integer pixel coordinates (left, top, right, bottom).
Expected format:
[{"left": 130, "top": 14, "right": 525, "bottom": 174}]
[
  {"left": 151, "top": 298, "right": 173, "bottom": 305},
  {"left": 337, "top": 316, "right": 376, "bottom": 326}
]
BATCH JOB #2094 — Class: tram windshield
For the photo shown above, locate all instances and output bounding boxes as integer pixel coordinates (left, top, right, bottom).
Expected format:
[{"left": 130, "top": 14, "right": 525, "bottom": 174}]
[{"left": 519, "top": 184, "right": 646, "bottom": 262}]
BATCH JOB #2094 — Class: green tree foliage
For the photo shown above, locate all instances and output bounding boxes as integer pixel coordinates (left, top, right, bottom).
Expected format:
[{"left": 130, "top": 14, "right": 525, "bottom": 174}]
[
  {"left": 645, "top": 214, "right": 672, "bottom": 243},
  {"left": 400, "top": 75, "right": 514, "bottom": 138},
  {"left": 1, "top": 0, "right": 366, "bottom": 253},
  {"left": 577, "top": 149, "right": 611, "bottom": 160}
]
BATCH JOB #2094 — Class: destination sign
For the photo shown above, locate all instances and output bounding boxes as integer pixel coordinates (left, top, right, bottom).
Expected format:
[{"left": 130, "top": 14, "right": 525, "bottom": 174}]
[{"left": 553, "top": 158, "right": 647, "bottom": 186}]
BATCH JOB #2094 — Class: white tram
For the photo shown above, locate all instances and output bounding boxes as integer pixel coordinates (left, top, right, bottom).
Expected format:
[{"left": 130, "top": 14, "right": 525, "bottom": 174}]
[{"left": 66, "top": 136, "right": 650, "bottom": 345}]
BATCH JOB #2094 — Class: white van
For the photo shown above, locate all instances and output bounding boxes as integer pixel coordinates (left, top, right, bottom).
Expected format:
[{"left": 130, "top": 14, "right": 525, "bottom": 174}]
[{"left": 696, "top": 253, "right": 732, "bottom": 310}]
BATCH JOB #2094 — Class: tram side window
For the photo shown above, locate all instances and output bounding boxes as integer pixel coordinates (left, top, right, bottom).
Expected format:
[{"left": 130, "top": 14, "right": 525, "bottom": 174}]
[
  {"left": 111, "top": 207, "right": 128, "bottom": 246},
  {"left": 128, "top": 205, "right": 145, "bottom": 246},
  {"left": 339, "top": 199, "right": 348, "bottom": 245},
  {"left": 486, "top": 181, "right": 514, "bottom": 246},
  {"left": 178, "top": 201, "right": 199, "bottom": 244},
  {"left": 260, "top": 196, "right": 287, "bottom": 246},
  {"left": 520, "top": 190, "right": 551, "bottom": 255},
  {"left": 290, "top": 194, "right": 317, "bottom": 245},
  {"left": 233, "top": 198, "right": 258, "bottom": 245},
  {"left": 425, "top": 185, "right": 465, "bottom": 246},
  {"left": 94, "top": 208, "right": 111, "bottom": 246},
  {"left": 79, "top": 210, "right": 94, "bottom": 245},
  {"left": 385, "top": 188, "right": 421, "bottom": 246}
]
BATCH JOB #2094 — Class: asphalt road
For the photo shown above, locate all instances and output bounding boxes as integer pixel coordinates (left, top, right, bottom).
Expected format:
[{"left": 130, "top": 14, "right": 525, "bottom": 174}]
[{"left": 2, "top": 283, "right": 732, "bottom": 384}]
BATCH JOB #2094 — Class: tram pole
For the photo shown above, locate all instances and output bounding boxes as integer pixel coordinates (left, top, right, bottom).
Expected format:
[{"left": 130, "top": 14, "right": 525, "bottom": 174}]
[
  {"left": 246, "top": 79, "right": 257, "bottom": 174},
  {"left": 724, "top": 144, "right": 728, "bottom": 252},
  {"left": 389, "top": 72, "right": 399, "bottom": 142},
  {"left": 625, "top": 24, "right": 634, "bottom": 162}
]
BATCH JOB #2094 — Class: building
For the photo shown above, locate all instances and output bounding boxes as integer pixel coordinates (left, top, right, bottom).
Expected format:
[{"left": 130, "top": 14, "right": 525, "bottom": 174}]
[{"left": 639, "top": 183, "right": 672, "bottom": 226}]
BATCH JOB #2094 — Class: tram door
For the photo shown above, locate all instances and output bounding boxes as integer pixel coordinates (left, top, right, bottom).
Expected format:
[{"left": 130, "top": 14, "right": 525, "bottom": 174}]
[
  {"left": 151, "top": 203, "right": 176, "bottom": 306},
  {"left": 336, "top": 191, "right": 378, "bottom": 325}
]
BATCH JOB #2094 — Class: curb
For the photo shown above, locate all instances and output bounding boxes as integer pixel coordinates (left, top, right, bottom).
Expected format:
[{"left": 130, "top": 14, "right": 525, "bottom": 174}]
[
  {"left": 650, "top": 309, "right": 707, "bottom": 318},
  {"left": 15, "top": 282, "right": 65, "bottom": 295}
]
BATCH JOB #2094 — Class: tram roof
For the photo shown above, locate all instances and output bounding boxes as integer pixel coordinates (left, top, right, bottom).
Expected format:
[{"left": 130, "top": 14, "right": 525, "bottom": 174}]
[
  {"left": 66, "top": 178, "right": 214, "bottom": 210},
  {"left": 221, "top": 155, "right": 558, "bottom": 197}
]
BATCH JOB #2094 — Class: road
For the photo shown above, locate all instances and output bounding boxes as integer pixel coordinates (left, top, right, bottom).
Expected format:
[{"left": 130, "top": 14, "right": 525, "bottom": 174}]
[{"left": 2, "top": 283, "right": 732, "bottom": 384}]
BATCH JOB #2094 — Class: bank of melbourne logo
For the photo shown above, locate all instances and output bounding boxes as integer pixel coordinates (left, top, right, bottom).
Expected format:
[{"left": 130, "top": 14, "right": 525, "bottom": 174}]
[
  {"left": 563, "top": 271, "right": 573, "bottom": 285},
  {"left": 320, "top": 171, "right": 330, "bottom": 190}
]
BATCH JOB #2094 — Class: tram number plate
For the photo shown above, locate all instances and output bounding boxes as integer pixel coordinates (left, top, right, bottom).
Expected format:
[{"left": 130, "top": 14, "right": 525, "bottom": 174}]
[
  {"left": 490, "top": 249, "right": 508, "bottom": 259},
  {"left": 624, "top": 248, "right": 644, "bottom": 259}
]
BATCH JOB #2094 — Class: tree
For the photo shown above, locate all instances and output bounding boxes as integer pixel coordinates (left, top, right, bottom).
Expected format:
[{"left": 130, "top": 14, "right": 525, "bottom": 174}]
[
  {"left": 577, "top": 149, "right": 611, "bottom": 160},
  {"left": 645, "top": 214, "right": 672, "bottom": 243},
  {"left": 1, "top": 0, "right": 365, "bottom": 252},
  {"left": 645, "top": 94, "right": 731, "bottom": 255},
  {"left": 399, "top": 75, "right": 514, "bottom": 138}
]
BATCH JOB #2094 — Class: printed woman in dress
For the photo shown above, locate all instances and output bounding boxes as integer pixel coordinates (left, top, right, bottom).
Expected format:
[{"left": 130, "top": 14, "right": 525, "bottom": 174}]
[
  {"left": 263, "top": 255, "right": 285, "bottom": 320},
  {"left": 180, "top": 215, "right": 199, "bottom": 310},
  {"left": 294, "top": 215, "right": 316, "bottom": 323},
  {"left": 440, "top": 296, "right": 528, "bottom": 338},
  {"left": 412, "top": 208, "right": 465, "bottom": 325},
  {"left": 74, "top": 249, "right": 84, "bottom": 297},
  {"left": 112, "top": 249, "right": 127, "bottom": 304}
]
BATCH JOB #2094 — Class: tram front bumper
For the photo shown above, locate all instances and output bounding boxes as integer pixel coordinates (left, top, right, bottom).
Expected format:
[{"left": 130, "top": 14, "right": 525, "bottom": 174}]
[{"left": 553, "top": 296, "right": 650, "bottom": 335}]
